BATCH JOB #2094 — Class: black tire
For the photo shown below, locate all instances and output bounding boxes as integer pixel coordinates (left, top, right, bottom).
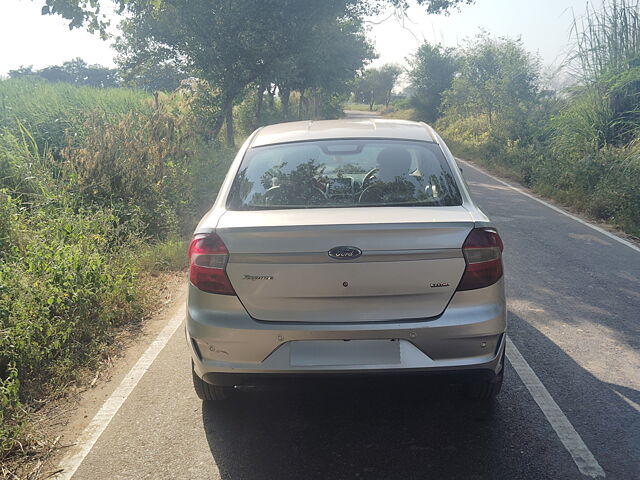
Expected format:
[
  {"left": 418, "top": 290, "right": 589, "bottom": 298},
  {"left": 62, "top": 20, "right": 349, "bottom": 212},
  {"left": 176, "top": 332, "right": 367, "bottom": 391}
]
[
  {"left": 464, "top": 350, "right": 505, "bottom": 400},
  {"left": 192, "top": 362, "right": 233, "bottom": 401}
]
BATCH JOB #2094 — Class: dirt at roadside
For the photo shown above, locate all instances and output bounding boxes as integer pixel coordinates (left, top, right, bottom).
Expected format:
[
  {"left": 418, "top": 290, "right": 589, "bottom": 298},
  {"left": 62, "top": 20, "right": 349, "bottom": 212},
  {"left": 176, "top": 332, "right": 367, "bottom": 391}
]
[{"left": 3, "top": 272, "right": 188, "bottom": 480}]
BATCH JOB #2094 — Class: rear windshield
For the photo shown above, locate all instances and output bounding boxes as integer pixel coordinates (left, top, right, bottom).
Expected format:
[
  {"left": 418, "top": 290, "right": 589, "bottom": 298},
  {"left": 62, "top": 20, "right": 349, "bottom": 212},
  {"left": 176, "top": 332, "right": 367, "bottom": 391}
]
[{"left": 227, "top": 139, "right": 462, "bottom": 210}]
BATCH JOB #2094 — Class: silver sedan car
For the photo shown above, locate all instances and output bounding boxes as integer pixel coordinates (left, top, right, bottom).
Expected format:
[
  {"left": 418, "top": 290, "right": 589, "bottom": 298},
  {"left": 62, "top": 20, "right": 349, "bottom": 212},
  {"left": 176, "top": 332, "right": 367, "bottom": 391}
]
[{"left": 187, "top": 119, "right": 506, "bottom": 400}]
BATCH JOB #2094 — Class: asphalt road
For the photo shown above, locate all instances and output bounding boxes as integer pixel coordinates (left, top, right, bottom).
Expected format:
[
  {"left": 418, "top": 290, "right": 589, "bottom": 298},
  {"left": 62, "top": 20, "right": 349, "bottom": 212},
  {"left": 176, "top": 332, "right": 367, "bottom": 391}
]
[{"left": 57, "top": 158, "right": 639, "bottom": 480}]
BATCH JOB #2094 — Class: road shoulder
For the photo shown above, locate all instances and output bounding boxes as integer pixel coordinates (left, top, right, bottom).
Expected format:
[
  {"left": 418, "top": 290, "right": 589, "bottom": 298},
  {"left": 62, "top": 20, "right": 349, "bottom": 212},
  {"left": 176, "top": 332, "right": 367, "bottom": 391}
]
[{"left": 30, "top": 273, "right": 188, "bottom": 480}]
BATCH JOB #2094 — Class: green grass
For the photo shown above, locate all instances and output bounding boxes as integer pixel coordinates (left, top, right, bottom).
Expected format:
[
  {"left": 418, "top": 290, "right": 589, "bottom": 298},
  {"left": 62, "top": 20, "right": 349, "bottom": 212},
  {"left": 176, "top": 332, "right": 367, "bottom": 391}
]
[
  {"left": 383, "top": 107, "right": 417, "bottom": 120},
  {"left": 0, "top": 78, "right": 152, "bottom": 151},
  {"left": 440, "top": 131, "right": 640, "bottom": 237},
  {"left": 136, "top": 238, "right": 191, "bottom": 273},
  {"left": 0, "top": 78, "right": 236, "bottom": 465},
  {"left": 342, "top": 103, "right": 385, "bottom": 112}
]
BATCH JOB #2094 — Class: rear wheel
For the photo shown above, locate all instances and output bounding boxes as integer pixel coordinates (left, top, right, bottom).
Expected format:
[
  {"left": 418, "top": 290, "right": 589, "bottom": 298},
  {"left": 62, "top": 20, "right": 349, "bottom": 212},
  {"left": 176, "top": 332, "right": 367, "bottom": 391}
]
[
  {"left": 192, "top": 362, "right": 233, "bottom": 401},
  {"left": 464, "top": 350, "right": 505, "bottom": 400}
]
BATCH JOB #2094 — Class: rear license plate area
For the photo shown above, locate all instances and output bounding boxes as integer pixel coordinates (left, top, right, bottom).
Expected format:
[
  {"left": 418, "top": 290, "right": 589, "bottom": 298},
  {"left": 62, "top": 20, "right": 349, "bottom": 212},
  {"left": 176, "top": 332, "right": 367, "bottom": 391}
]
[{"left": 289, "top": 339, "right": 400, "bottom": 367}]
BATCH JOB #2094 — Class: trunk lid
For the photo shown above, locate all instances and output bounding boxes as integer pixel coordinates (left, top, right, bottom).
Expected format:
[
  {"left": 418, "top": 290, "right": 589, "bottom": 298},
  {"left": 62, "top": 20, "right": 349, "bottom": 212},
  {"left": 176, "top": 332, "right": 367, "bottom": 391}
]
[{"left": 217, "top": 207, "right": 473, "bottom": 323}]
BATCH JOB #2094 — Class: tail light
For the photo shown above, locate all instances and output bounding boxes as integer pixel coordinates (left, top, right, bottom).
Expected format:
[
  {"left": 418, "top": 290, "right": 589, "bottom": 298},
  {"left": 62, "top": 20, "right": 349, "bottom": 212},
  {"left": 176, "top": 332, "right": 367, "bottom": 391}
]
[
  {"left": 188, "top": 233, "right": 236, "bottom": 295},
  {"left": 457, "top": 227, "right": 504, "bottom": 291}
]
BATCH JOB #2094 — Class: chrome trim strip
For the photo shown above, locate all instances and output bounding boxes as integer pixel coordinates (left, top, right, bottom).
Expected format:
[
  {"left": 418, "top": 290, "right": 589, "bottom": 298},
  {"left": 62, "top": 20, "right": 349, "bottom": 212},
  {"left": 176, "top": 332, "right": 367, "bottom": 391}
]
[{"left": 229, "top": 248, "right": 462, "bottom": 264}]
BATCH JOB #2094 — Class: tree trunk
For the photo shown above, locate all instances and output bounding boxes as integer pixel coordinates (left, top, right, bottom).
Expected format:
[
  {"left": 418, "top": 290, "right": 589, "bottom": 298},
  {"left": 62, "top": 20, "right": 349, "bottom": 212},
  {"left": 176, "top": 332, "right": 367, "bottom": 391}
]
[
  {"left": 255, "top": 84, "right": 264, "bottom": 128},
  {"left": 211, "top": 114, "right": 226, "bottom": 141},
  {"left": 225, "top": 106, "right": 235, "bottom": 148},
  {"left": 280, "top": 87, "right": 290, "bottom": 119},
  {"left": 311, "top": 92, "right": 316, "bottom": 119},
  {"left": 298, "top": 90, "right": 305, "bottom": 118}
]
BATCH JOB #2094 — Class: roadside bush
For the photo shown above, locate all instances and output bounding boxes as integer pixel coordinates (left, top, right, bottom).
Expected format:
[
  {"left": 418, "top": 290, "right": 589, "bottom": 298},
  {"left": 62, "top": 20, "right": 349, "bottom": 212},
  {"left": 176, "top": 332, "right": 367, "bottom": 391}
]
[
  {"left": 428, "top": 16, "right": 640, "bottom": 237},
  {"left": 0, "top": 193, "right": 18, "bottom": 256},
  {"left": 63, "top": 108, "right": 198, "bottom": 238},
  {"left": 236, "top": 92, "right": 287, "bottom": 135},
  {"left": 0, "top": 78, "right": 237, "bottom": 462},
  {"left": 0, "top": 366, "right": 22, "bottom": 456},
  {"left": 439, "top": 125, "right": 640, "bottom": 236},
  {"left": 0, "top": 199, "right": 143, "bottom": 457}
]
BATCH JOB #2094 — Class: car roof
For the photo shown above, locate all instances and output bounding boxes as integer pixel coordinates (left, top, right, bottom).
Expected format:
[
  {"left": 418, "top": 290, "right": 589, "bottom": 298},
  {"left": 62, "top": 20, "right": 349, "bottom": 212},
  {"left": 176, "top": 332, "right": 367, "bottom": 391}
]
[{"left": 250, "top": 118, "right": 437, "bottom": 147}]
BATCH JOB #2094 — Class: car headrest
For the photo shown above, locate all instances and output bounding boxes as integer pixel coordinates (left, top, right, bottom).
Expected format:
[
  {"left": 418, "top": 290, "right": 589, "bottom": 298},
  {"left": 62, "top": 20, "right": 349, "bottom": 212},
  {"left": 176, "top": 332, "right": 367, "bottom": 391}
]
[{"left": 376, "top": 147, "right": 412, "bottom": 181}]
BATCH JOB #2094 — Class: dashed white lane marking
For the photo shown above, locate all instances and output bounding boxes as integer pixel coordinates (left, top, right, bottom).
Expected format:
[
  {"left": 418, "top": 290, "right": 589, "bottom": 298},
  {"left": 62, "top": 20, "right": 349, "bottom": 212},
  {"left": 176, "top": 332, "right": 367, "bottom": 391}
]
[
  {"left": 55, "top": 305, "right": 186, "bottom": 480},
  {"left": 507, "top": 338, "right": 606, "bottom": 478},
  {"left": 457, "top": 158, "right": 640, "bottom": 254}
]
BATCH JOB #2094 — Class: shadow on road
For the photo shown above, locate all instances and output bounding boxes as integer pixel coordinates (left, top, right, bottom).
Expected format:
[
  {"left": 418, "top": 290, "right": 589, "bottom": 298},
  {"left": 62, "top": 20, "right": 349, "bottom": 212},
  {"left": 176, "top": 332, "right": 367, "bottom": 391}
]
[
  {"left": 202, "top": 378, "right": 509, "bottom": 480},
  {"left": 198, "top": 309, "right": 640, "bottom": 480},
  {"left": 505, "top": 312, "right": 640, "bottom": 480}
]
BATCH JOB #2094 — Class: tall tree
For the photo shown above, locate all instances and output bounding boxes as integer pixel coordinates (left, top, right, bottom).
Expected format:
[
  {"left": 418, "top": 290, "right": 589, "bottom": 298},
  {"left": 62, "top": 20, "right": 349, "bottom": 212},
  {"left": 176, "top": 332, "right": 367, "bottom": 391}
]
[
  {"left": 119, "top": 61, "right": 185, "bottom": 91},
  {"left": 115, "top": 0, "right": 366, "bottom": 141},
  {"left": 37, "top": 0, "right": 477, "bottom": 37},
  {"left": 272, "top": 18, "right": 375, "bottom": 120},
  {"left": 378, "top": 64, "right": 403, "bottom": 107},
  {"left": 354, "top": 65, "right": 402, "bottom": 110},
  {"left": 441, "top": 34, "right": 540, "bottom": 136},
  {"left": 407, "top": 43, "right": 458, "bottom": 123}
]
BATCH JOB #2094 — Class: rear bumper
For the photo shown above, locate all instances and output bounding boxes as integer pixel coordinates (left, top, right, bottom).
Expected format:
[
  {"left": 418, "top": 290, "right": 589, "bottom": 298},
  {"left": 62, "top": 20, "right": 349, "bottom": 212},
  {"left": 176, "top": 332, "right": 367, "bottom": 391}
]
[
  {"left": 187, "top": 279, "right": 506, "bottom": 385},
  {"left": 201, "top": 341, "right": 505, "bottom": 386}
]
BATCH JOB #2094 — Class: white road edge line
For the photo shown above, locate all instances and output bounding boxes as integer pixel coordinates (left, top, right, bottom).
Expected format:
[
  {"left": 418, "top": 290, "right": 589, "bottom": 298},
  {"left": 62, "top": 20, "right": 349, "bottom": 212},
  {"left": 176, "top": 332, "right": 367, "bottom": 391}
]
[
  {"left": 506, "top": 338, "right": 606, "bottom": 478},
  {"left": 55, "top": 305, "right": 186, "bottom": 480},
  {"left": 51, "top": 300, "right": 607, "bottom": 478},
  {"left": 457, "top": 158, "right": 640, "bottom": 254}
]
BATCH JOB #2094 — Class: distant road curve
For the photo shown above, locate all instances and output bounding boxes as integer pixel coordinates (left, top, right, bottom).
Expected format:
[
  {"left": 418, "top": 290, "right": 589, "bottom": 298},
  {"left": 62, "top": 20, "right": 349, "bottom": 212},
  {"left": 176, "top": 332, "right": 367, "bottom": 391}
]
[{"left": 343, "top": 109, "right": 381, "bottom": 118}]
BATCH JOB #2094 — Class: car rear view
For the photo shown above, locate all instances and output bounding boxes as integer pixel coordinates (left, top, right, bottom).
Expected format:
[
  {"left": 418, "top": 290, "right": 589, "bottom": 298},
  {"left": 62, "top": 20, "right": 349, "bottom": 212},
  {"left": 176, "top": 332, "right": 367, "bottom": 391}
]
[{"left": 187, "top": 119, "right": 506, "bottom": 400}]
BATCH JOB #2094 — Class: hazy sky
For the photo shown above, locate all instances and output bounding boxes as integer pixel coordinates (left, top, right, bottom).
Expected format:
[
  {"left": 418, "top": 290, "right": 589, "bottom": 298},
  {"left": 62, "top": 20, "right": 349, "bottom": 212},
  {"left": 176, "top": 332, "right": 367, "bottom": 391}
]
[{"left": 0, "top": 0, "right": 597, "bottom": 75}]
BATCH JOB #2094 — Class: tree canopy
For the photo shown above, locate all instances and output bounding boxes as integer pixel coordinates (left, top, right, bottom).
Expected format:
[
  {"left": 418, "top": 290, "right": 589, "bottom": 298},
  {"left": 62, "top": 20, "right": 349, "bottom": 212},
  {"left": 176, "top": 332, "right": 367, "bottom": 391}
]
[
  {"left": 407, "top": 43, "right": 458, "bottom": 122},
  {"left": 114, "top": 0, "right": 375, "bottom": 139},
  {"left": 38, "top": 0, "right": 476, "bottom": 37},
  {"left": 354, "top": 65, "right": 403, "bottom": 110},
  {"left": 441, "top": 35, "right": 540, "bottom": 134},
  {"left": 9, "top": 58, "right": 118, "bottom": 87},
  {"left": 33, "top": 0, "right": 477, "bottom": 141}
]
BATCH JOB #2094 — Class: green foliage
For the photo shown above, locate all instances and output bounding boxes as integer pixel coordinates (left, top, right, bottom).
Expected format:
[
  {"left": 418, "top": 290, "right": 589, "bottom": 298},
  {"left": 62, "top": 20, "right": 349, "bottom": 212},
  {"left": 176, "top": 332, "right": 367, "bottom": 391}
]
[
  {"left": 0, "top": 78, "right": 151, "bottom": 152},
  {"left": 115, "top": 1, "right": 374, "bottom": 141},
  {"left": 62, "top": 108, "right": 198, "bottom": 238},
  {"left": 407, "top": 43, "right": 458, "bottom": 123},
  {"left": 554, "top": 1, "right": 640, "bottom": 153},
  {"left": 119, "top": 61, "right": 185, "bottom": 92},
  {"left": 236, "top": 91, "right": 288, "bottom": 134},
  {"left": 570, "top": 0, "right": 640, "bottom": 83},
  {"left": 354, "top": 64, "right": 403, "bottom": 110},
  {"left": 0, "top": 365, "right": 22, "bottom": 455},
  {"left": 441, "top": 34, "right": 540, "bottom": 135},
  {"left": 0, "top": 79, "right": 236, "bottom": 460},
  {"left": 420, "top": 17, "right": 639, "bottom": 236},
  {"left": 0, "top": 194, "right": 143, "bottom": 457},
  {"left": 9, "top": 58, "right": 119, "bottom": 88},
  {"left": 550, "top": 88, "right": 613, "bottom": 158},
  {"left": 136, "top": 237, "right": 190, "bottom": 272},
  {"left": 38, "top": 0, "right": 475, "bottom": 37}
]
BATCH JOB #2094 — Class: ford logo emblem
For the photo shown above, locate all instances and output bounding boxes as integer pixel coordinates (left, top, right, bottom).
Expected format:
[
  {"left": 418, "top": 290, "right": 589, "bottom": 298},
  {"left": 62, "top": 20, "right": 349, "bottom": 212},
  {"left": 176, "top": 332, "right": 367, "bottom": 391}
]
[{"left": 328, "top": 246, "right": 362, "bottom": 260}]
